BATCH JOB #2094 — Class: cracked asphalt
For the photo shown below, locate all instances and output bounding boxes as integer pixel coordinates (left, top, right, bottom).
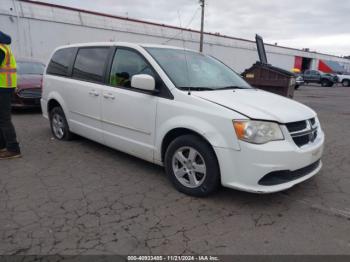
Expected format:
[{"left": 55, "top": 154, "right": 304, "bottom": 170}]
[{"left": 0, "top": 85, "right": 350, "bottom": 255}]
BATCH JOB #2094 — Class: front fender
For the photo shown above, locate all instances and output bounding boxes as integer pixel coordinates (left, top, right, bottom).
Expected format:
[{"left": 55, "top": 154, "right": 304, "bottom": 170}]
[{"left": 154, "top": 115, "right": 241, "bottom": 162}]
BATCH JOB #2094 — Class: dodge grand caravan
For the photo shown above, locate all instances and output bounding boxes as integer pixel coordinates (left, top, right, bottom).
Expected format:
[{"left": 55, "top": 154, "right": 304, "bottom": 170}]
[{"left": 41, "top": 42, "right": 324, "bottom": 196}]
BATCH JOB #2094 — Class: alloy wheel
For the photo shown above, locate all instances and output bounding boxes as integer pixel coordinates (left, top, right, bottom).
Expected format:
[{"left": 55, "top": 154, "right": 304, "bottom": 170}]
[
  {"left": 172, "top": 146, "right": 207, "bottom": 188},
  {"left": 52, "top": 113, "right": 65, "bottom": 139}
]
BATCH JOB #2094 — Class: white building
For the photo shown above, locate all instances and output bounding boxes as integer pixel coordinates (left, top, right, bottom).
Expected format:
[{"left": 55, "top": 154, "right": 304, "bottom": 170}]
[{"left": 1, "top": 0, "right": 350, "bottom": 73}]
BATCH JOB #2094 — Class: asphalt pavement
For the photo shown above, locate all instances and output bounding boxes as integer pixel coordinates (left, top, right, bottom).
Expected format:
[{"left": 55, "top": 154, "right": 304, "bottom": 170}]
[{"left": 0, "top": 85, "right": 349, "bottom": 255}]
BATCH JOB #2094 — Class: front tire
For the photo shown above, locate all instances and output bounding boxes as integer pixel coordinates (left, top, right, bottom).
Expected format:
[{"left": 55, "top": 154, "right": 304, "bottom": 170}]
[
  {"left": 49, "top": 107, "right": 73, "bottom": 141},
  {"left": 321, "top": 79, "right": 331, "bottom": 87},
  {"left": 164, "top": 135, "right": 220, "bottom": 197}
]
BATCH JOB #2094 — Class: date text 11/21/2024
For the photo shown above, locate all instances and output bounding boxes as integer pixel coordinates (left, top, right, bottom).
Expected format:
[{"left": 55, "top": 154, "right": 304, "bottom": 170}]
[{"left": 127, "top": 255, "right": 220, "bottom": 261}]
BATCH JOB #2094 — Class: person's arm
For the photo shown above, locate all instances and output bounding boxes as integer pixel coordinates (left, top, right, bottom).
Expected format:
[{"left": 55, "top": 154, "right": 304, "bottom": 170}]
[{"left": 0, "top": 49, "right": 5, "bottom": 65}]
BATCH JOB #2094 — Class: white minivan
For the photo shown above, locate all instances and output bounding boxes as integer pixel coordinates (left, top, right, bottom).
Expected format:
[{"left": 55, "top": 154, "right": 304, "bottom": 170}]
[{"left": 41, "top": 42, "right": 324, "bottom": 196}]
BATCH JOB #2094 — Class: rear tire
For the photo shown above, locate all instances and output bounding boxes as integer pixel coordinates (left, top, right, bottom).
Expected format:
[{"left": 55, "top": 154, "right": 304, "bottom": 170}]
[
  {"left": 342, "top": 79, "right": 350, "bottom": 87},
  {"left": 49, "top": 107, "right": 74, "bottom": 141},
  {"left": 164, "top": 135, "right": 220, "bottom": 197},
  {"left": 295, "top": 84, "right": 300, "bottom": 90}
]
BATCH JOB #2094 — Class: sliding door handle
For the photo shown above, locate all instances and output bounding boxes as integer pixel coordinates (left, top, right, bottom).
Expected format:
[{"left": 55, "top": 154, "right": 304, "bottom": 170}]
[
  {"left": 89, "top": 90, "right": 99, "bottom": 97},
  {"left": 103, "top": 93, "right": 115, "bottom": 100}
]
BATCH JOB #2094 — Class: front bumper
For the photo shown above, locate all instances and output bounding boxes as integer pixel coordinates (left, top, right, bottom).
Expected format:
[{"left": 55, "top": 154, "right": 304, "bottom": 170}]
[
  {"left": 215, "top": 128, "right": 325, "bottom": 193},
  {"left": 12, "top": 90, "right": 42, "bottom": 109}
]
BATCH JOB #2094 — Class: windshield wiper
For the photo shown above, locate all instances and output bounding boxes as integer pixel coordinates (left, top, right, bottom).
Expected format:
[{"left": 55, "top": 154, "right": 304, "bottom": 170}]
[
  {"left": 178, "top": 86, "right": 215, "bottom": 91},
  {"left": 215, "top": 86, "right": 249, "bottom": 90}
]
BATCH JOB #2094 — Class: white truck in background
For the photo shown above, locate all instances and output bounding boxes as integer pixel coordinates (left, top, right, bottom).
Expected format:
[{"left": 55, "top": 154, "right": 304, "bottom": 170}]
[{"left": 337, "top": 73, "right": 350, "bottom": 87}]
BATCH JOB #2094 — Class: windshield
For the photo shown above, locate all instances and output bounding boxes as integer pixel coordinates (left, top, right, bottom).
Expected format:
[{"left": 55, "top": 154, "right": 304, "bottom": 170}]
[
  {"left": 145, "top": 47, "right": 251, "bottom": 91},
  {"left": 17, "top": 62, "right": 45, "bottom": 75}
]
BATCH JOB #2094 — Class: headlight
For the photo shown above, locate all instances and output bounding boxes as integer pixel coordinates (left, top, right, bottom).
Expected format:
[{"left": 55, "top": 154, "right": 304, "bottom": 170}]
[{"left": 233, "top": 120, "right": 284, "bottom": 144}]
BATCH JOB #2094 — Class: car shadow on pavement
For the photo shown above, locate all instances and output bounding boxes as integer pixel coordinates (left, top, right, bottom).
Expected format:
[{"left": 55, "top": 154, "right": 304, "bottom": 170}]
[{"left": 12, "top": 107, "right": 42, "bottom": 114}]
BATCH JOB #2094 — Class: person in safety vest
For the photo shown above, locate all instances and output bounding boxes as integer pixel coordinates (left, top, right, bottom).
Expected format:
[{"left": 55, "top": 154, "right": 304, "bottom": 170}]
[{"left": 0, "top": 31, "right": 21, "bottom": 159}]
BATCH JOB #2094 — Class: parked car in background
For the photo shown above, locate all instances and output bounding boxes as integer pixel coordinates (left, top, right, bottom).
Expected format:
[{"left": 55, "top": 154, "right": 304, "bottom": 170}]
[
  {"left": 12, "top": 59, "right": 45, "bottom": 109},
  {"left": 337, "top": 73, "right": 350, "bottom": 87},
  {"left": 41, "top": 43, "right": 324, "bottom": 196},
  {"left": 302, "top": 69, "right": 338, "bottom": 87}
]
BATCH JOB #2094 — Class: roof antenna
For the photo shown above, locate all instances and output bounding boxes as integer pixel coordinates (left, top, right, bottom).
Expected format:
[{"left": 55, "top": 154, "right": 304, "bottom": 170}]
[{"left": 177, "top": 10, "right": 192, "bottom": 95}]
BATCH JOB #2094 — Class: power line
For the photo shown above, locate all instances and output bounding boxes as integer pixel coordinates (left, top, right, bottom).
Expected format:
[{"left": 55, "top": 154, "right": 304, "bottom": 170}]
[{"left": 161, "top": 6, "right": 201, "bottom": 44}]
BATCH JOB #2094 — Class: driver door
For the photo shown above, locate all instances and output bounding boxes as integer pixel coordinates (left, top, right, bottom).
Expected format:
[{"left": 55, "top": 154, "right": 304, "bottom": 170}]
[{"left": 101, "top": 48, "right": 158, "bottom": 162}]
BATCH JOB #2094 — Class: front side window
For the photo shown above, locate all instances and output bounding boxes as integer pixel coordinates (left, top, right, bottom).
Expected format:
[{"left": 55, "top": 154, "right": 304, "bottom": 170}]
[
  {"left": 47, "top": 48, "right": 75, "bottom": 76},
  {"left": 109, "top": 49, "right": 155, "bottom": 87},
  {"left": 72, "top": 47, "right": 109, "bottom": 83},
  {"left": 145, "top": 47, "right": 251, "bottom": 91}
]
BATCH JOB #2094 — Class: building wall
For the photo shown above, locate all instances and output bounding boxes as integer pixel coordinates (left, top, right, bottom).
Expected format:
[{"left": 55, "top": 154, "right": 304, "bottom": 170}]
[{"left": 1, "top": 0, "right": 350, "bottom": 73}]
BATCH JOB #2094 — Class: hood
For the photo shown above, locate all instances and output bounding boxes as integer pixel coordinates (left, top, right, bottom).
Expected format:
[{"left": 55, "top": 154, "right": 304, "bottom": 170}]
[
  {"left": 193, "top": 89, "right": 315, "bottom": 123},
  {"left": 17, "top": 74, "right": 43, "bottom": 89}
]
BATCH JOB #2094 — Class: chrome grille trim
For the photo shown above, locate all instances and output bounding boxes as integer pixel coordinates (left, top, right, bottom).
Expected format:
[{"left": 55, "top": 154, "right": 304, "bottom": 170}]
[
  {"left": 17, "top": 88, "right": 42, "bottom": 99},
  {"left": 286, "top": 118, "right": 318, "bottom": 147}
]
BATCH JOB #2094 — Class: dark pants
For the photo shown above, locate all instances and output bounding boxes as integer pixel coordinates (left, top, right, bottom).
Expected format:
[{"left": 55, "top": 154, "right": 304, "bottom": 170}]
[{"left": 0, "top": 89, "right": 20, "bottom": 153}]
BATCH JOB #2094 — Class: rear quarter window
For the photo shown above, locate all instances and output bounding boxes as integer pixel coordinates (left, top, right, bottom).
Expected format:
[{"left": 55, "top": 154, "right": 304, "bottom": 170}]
[
  {"left": 47, "top": 48, "right": 75, "bottom": 77},
  {"left": 72, "top": 47, "right": 110, "bottom": 83}
]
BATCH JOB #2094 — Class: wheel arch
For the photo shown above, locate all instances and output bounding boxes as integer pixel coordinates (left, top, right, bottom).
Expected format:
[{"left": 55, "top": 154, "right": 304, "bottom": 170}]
[
  {"left": 155, "top": 114, "right": 241, "bottom": 163},
  {"left": 47, "top": 99, "right": 61, "bottom": 115},
  {"left": 161, "top": 127, "right": 217, "bottom": 162},
  {"left": 46, "top": 92, "right": 69, "bottom": 118}
]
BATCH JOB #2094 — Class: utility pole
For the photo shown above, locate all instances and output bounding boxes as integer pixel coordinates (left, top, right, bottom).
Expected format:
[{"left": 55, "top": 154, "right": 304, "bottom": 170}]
[{"left": 199, "top": 0, "right": 205, "bottom": 52}]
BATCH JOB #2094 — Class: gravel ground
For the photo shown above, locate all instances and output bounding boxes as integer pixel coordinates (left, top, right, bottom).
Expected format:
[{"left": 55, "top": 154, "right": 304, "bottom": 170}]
[{"left": 0, "top": 85, "right": 349, "bottom": 255}]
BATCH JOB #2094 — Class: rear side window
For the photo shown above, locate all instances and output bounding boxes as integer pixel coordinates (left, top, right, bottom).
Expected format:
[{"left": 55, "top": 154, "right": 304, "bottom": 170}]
[
  {"left": 47, "top": 48, "right": 75, "bottom": 76},
  {"left": 72, "top": 47, "right": 109, "bottom": 83}
]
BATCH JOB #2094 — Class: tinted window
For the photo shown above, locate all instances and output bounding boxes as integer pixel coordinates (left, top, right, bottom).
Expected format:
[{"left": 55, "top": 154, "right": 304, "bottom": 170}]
[
  {"left": 18, "top": 62, "right": 45, "bottom": 75},
  {"left": 47, "top": 48, "right": 75, "bottom": 76},
  {"left": 109, "top": 49, "right": 155, "bottom": 87},
  {"left": 72, "top": 47, "right": 109, "bottom": 83}
]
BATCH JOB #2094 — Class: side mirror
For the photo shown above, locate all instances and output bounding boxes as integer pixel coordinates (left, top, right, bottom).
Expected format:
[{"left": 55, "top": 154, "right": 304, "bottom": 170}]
[{"left": 131, "top": 74, "right": 156, "bottom": 92}]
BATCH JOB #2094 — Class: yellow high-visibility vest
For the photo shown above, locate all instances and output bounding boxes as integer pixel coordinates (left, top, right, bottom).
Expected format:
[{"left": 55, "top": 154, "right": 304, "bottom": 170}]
[{"left": 0, "top": 44, "right": 17, "bottom": 88}]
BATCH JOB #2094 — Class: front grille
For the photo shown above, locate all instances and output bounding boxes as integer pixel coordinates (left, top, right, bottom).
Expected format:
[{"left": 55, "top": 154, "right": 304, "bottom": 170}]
[
  {"left": 18, "top": 88, "right": 42, "bottom": 99},
  {"left": 286, "top": 120, "right": 307, "bottom": 133},
  {"left": 258, "top": 160, "right": 321, "bottom": 186},
  {"left": 286, "top": 118, "right": 318, "bottom": 147},
  {"left": 310, "top": 118, "right": 316, "bottom": 126}
]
